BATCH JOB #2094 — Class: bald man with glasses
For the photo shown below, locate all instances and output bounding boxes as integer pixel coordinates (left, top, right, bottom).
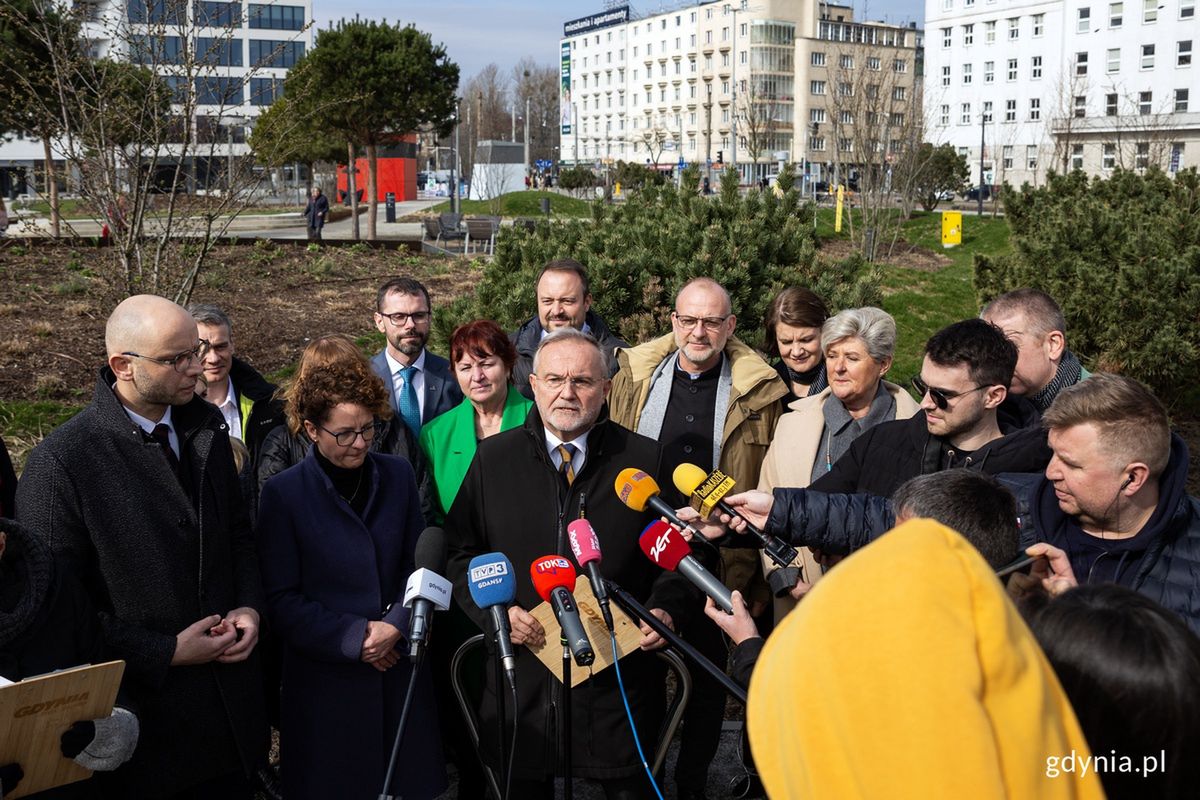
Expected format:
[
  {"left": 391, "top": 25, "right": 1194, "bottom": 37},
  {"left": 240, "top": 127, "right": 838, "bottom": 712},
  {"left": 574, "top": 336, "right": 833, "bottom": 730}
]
[{"left": 17, "top": 294, "right": 267, "bottom": 798}]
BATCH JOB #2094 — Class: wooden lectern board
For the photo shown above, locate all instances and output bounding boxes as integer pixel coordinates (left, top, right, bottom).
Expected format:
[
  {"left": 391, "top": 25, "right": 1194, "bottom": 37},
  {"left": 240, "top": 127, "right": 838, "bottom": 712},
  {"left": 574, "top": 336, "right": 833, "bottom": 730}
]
[
  {"left": 0, "top": 660, "right": 125, "bottom": 799},
  {"left": 525, "top": 577, "right": 643, "bottom": 687}
]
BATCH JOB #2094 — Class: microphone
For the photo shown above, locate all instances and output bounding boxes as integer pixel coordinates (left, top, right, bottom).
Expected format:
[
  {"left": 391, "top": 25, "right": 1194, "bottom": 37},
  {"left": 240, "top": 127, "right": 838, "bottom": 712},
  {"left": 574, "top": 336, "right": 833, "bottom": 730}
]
[
  {"left": 638, "top": 520, "right": 733, "bottom": 614},
  {"left": 404, "top": 528, "right": 451, "bottom": 662},
  {"left": 614, "top": 467, "right": 702, "bottom": 538},
  {"left": 530, "top": 555, "right": 595, "bottom": 667},
  {"left": 467, "top": 553, "right": 519, "bottom": 685},
  {"left": 567, "top": 519, "right": 614, "bottom": 631},
  {"left": 672, "top": 463, "right": 800, "bottom": 568}
]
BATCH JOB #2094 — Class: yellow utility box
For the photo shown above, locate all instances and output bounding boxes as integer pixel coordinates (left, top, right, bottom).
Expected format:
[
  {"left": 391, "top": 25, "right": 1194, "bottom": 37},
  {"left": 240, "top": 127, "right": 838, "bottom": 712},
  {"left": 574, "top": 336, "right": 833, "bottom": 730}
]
[{"left": 941, "top": 211, "right": 962, "bottom": 248}]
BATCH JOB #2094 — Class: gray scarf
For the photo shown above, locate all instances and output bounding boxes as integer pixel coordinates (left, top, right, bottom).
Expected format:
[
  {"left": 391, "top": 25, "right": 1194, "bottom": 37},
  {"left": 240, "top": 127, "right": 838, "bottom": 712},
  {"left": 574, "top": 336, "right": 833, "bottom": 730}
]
[{"left": 636, "top": 351, "right": 732, "bottom": 470}]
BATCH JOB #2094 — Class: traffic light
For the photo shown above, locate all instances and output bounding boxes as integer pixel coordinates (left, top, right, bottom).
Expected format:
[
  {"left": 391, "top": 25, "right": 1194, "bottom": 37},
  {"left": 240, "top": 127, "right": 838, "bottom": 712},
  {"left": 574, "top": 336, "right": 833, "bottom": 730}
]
[{"left": 716, "top": 150, "right": 724, "bottom": 165}]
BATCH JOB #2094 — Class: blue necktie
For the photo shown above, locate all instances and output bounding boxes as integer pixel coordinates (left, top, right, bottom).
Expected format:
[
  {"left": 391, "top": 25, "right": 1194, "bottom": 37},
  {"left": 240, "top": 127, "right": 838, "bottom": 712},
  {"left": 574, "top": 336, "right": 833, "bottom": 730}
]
[{"left": 398, "top": 365, "right": 421, "bottom": 436}]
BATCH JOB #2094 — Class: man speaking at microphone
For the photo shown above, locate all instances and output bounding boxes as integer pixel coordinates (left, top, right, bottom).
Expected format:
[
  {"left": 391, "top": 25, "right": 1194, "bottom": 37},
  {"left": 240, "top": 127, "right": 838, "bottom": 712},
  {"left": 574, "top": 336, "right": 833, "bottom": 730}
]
[{"left": 445, "top": 329, "right": 700, "bottom": 799}]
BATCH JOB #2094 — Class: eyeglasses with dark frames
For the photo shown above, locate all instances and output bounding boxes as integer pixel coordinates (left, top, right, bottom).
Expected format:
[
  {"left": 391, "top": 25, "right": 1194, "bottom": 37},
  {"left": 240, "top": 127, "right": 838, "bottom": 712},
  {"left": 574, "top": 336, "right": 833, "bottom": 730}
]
[
  {"left": 377, "top": 311, "right": 431, "bottom": 326},
  {"left": 911, "top": 375, "right": 987, "bottom": 411},
  {"left": 672, "top": 312, "right": 731, "bottom": 332},
  {"left": 316, "top": 420, "right": 383, "bottom": 447},
  {"left": 122, "top": 341, "right": 210, "bottom": 373}
]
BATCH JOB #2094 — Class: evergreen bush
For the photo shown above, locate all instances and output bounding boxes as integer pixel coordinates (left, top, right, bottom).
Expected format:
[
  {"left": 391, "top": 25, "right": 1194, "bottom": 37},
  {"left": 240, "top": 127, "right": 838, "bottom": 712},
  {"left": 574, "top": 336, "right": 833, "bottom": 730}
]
[
  {"left": 975, "top": 167, "right": 1200, "bottom": 401},
  {"left": 436, "top": 165, "right": 882, "bottom": 353}
]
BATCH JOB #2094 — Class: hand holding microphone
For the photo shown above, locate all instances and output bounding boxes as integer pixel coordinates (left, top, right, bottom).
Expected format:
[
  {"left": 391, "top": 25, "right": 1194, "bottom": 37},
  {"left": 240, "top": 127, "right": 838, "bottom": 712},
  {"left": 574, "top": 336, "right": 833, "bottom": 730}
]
[
  {"left": 673, "top": 464, "right": 796, "bottom": 567},
  {"left": 638, "top": 520, "right": 734, "bottom": 614}
]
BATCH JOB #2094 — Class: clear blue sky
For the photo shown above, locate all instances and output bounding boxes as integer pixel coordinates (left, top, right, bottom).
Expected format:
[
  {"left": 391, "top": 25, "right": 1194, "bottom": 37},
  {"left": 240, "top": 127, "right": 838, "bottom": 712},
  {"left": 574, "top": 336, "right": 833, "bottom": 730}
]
[{"left": 315, "top": 0, "right": 925, "bottom": 83}]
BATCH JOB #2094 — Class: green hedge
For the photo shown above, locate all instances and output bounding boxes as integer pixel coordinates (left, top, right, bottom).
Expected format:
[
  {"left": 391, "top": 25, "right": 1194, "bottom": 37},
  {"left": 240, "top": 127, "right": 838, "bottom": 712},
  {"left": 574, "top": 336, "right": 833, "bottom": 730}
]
[{"left": 975, "top": 167, "right": 1200, "bottom": 402}]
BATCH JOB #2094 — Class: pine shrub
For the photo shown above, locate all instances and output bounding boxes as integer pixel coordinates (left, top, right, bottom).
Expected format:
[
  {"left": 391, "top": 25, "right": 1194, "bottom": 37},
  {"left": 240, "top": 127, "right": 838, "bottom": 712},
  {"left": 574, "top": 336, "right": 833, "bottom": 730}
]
[{"left": 975, "top": 167, "right": 1200, "bottom": 402}]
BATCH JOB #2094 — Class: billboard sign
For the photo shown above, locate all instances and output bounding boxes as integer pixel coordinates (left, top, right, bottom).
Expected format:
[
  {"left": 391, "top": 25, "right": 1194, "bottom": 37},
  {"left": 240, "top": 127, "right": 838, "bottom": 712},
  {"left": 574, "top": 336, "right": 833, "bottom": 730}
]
[
  {"left": 561, "top": 42, "right": 572, "bottom": 135},
  {"left": 563, "top": 6, "right": 629, "bottom": 37}
]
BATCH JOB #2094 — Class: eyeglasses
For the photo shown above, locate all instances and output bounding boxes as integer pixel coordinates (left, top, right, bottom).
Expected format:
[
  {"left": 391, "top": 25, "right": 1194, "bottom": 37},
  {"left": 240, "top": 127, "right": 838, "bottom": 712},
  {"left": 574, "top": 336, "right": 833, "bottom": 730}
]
[
  {"left": 316, "top": 420, "right": 382, "bottom": 446},
  {"left": 673, "top": 313, "right": 730, "bottom": 332},
  {"left": 122, "top": 341, "right": 210, "bottom": 373},
  {"left": 911, "top": 375, "right": 987, "bottom": 411},
  {"left": 378, "top": 311, "right": 431, "bottom": 326},
  {"left": 536, "top": 375, "right": 600, "bottom": 392}
]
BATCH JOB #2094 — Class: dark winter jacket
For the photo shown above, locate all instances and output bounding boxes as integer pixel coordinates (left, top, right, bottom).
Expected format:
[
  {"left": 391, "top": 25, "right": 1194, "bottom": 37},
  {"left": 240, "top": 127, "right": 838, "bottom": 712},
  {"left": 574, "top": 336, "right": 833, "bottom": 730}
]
[
  {"left": 226, "top": 357, "right": 284, "bottom": 468},
  {"left": 509, "top": 310, "right": 628, "bottom": 398},
  {"left": 303, "top": 192, "right": 329, "bottom": 229},
  {"left": 257, "top": 449, "right": 446, "bottom": 800},
  {"left": 0, "top": 436, "right": 15, "bottom": 519},
  {"left": 811, "top": 407, "right": 1052, "bottom": 498},
  {"left": 445, "top": 407, "right": 701, "bottom": 781},
  {"left": 257, "top": 417, "right": 437, "bottom": 525},
  {"left": 15, "top": 369, "right": 267, "bottom": 798}
]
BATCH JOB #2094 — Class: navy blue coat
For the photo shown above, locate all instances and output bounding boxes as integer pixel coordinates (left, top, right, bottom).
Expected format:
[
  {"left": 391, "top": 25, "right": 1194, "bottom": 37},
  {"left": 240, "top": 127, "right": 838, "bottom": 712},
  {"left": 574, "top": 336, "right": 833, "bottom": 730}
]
[{"left": 258, "top": 450, "right": 446, "bottom": 800}]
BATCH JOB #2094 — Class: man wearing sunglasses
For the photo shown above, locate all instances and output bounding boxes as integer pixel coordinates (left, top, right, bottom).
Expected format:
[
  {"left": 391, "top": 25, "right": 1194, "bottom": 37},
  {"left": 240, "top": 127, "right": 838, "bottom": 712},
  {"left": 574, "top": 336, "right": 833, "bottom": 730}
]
[{"left": 17, "top": 294, "right": 267, "bottom": 797}]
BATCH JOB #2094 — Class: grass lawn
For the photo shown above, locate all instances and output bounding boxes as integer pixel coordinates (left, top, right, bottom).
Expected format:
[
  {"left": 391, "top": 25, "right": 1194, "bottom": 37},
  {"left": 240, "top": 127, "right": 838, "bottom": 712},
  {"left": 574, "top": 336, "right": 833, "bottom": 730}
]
[{"left": 428, "top": 191, "right": 594, "bottom": 218}]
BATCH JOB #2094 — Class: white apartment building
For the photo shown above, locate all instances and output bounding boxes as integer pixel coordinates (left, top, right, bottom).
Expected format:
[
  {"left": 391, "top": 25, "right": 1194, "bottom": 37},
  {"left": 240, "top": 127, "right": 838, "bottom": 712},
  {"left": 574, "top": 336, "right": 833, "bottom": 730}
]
[
  {"left": 0, "top": 0, "right": 314, "bottom": 196},
  {"left": 925, "top": 0, "right": 1198, "bottom": 187},
  {"left": 560, "top": 0, "right": 922, "bottom": 184}
]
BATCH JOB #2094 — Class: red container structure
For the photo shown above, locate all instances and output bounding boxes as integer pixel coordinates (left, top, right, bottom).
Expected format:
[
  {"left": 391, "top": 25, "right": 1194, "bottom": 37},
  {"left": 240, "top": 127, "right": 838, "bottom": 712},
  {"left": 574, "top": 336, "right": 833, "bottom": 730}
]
[{"left": 335, "top": 133, "right": 418, "bottom": 203}]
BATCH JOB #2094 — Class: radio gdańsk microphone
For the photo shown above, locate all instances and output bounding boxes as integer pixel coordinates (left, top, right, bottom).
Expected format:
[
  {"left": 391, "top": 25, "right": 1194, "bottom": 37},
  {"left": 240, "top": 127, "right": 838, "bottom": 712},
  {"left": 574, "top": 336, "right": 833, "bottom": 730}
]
[
  {"left": 530, "top": 555, "right": 595, "bottom": 667},
  {"left": 468, "top": 553, "right": 519, "bottom": 686},
  {"left": 638, "top": 520, "right": 733, "bottom": 614}
]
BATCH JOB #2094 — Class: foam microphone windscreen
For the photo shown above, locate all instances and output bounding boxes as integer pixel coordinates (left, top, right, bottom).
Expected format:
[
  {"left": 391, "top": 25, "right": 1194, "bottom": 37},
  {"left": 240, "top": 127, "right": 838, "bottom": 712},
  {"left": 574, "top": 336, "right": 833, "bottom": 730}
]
[
  {"left": 467, "top": 553, "right": 517, "bottom": 608},
  {"left": 567, "top": 519, "right": 602, "bottom": 567},
  {"left": 672, "top": 463, "right": 710, "bottom": 497},
  {"left": 530, "top": 555, "right": 577, "bottom": 602},
  {"left": 638, "top": 520, "right": 691, "bottom": 571},
  {"left": 615, "top": 467, "right": 661, "bottom": 512},
  {"left": 414, "top": 527, "right": 448, "bottom": 573}
]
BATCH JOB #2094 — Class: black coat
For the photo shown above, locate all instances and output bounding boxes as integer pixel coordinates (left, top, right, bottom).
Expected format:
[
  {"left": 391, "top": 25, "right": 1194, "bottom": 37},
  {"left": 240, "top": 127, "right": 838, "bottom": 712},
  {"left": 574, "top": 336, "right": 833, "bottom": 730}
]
[
  {"left": 444, "top": 409, "right": 700, "bottom": 780},
  {"left": 509, "top": 311, "right": 628, "bottom": 399},
  {"left": 812, "top": 410, "right": 1052, "bottom": 498},
  {"left": 227, "top": 357, "right": 285, "bottom": 469},
  {"left": 0, "top": 436, "right": 15, "bottom": 519},
  {"left": 15, "top": 369, "right": 267, "bottom": 798}
]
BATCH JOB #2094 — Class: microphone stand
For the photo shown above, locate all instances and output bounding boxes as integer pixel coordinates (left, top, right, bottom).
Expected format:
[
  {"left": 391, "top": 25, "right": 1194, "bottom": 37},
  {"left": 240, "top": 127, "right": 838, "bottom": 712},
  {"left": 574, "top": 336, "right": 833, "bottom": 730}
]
[
  {"left": 378, "top": 649, "right": 425, "bottom": 800},
  {"left": 495, "top": 636, "right": 510, "bottom": 798},
  {"left": 605, "top": 579, "right": 748, "bottom": 705},
  {"left": 561, "top": 637, "right": 573, "bottom": 800}
]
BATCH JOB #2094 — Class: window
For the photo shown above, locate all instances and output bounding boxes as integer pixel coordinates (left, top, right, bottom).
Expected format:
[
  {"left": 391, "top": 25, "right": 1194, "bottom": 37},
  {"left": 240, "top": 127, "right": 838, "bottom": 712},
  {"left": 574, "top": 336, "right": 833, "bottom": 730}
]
[
  {"left": 128, "top": 0, "right": 184, "bottom": 23},
  {"left": 1078, "top": 7, "right": 1092, "bottom": 32},
  {"left": 1144, "top": 0, "right": 1157, "bottom": 22},
  {"left": 1140, "top": 90, "right": 1153, "bottom": 113},
  {"left": 942, "top": 65, "right": 952, "bottom": 86},
  {"left": 942, "top": 27, "right": 952, "bottom": 48},
  {"left": 1179, "top": 41, "right": 1193, "bottom": 66},
  {"left": 940, "top": 104, "right": 951, "bottom": 125},
  {"left": 809, "top": 136, "right": 825, "bottom": 151},
  {"left": 1027, "top": 145, "right": 1039, "bottom": 169},
  {"left": 1110, "top": 1, "right": 1123, "bottom": 26},
  {"left": 964, "top": 24, "right": 974, "bottom": 45},
  {"left": 1136, "top": 141, "right": 1150, "bottom": 169},
  {"left": 1008, "top": 58, "right": 1018, "bottom": 81},
  {"left": 247, "top": 3, "right": 304, "bottom": 30},
  {"left": 1029, "top": 97, "right": 1041, "bottom": 120},
  {"left": 249, "top": 39, "right": 303, "bottom": 68},
  {"left": 1177, "top": 88, "right": 1190, "bottom": 111},
  {"left": 868, "top": 56, "right": 882, "bottom": 70},
  {"left": 1103, "top": 143, "right": 1116, "bottom": 168},
  {"left": 131, "top": 34, "right": 183, "bottom": 65},
  {"left": 1077, "top": 52, "right": 1089, "bottom": 75},
  {"left": 839, "top": 110, "right": 853, "bottom": 124},
  {"left": 1008, "top": 17, "right": 1019, "bottom": 39},
  {"left": 840, "top": 54, "right": 854, "bottom": 69},
  {"left": 1106, "top": 93, "right": 1119, "bottom": 114},
  {"left": 1032, "top": 55, "right": 1043, "bottom": 78},
  {"left": 249, "top": 76, "right": 282, "bottom": 106},
  {"left": 1003, "top": 145, "right": 1014, "bottom": 168},
  {"left": 1071, "top": 144, "right": 1085, "bottom": 169},
  {"left": 1107, "top": 48, "right": 1120, "bottom": 72},
  {"left": 1142, "top": 44, "right": 1155, "bottom": 68},
  {"left": 194, "top": 76, "right": 244, "bottom": 105},
  {"left": 194, "top": 1, "right": 240, "bottom": 26},
  {"left": 1005, "top": 99, "right": 1017, "bottom": 121},
  {"left": 893, "top": 86, "right": 907, "bottom": 100},
  {"left": 983, "top": 100, "right": 993, "bottom": 122},
  {"left": 1183, "top": 0, "right": 1196, "bottom": 18},
  {"left": 810, "top": 108, "right": 827, "bottom": 123},
  {"left": 961, "top": 102, "right": 972, "bottom": 124},
  {"left": 812, "top": 51, "right": 826, "bottom": 66},
  {"left": 963, "top": 63, "right": 973, "bottom": 84},
  {"left": 810, "top": 80, "right": 826, "bottom": 95},
  {"left": 984, "top": 61, "right": 995, "bottom": 82},
  {"left": 894, "top": 59, "right": 907, "bottom": 73},
  {"left": 985, "top": 21, "right": 996, "bottom": 43},
  {"left": 195, "top": 37, "right": 243, "bottom": 66},
  {"left": 1033, "top": 13, "right": 1045, "bottom": 35},
  {"left": 838, "top": 81, "right": 853, "bottom": 96},
  {"left": 1074, "top": 95, "right": 1087, "bottom": 117}
]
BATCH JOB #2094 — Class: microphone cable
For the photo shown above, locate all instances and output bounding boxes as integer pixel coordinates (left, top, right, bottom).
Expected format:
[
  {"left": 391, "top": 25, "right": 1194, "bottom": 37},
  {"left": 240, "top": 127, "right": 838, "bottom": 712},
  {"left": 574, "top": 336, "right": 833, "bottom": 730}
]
[
  {"left": 610, "top": 630, "right": 665, "bottom": 800},
  {"left": 504, "top": 679, "right": 518, "bottom": 800}
]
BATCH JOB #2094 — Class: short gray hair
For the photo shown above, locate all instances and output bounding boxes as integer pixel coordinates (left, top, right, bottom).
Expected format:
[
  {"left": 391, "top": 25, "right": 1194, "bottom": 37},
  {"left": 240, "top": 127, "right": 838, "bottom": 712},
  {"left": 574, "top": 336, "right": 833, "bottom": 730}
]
[
  {"left": 532, "top": 327, "right": 610, "bottom": 376},
  {"left": 187, "top": 303, "right": 233, "bottom": 334},
  {"left": 820, "top": 306, "right": 896, "bottom": 361}
]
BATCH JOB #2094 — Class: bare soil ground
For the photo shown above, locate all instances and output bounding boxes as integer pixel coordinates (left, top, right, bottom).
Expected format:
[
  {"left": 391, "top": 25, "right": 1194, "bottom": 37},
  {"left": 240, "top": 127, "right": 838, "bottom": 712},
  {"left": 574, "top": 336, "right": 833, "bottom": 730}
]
[{"left": 818, "top": 237, "right": 954, "bottom": 272}]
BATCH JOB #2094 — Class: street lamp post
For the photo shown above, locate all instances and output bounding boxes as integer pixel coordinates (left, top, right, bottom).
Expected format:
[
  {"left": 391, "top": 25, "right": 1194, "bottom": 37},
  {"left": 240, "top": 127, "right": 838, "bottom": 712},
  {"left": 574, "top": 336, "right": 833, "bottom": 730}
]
[{"left": 452, "top": 100, "right": 460, "bottom": 215}]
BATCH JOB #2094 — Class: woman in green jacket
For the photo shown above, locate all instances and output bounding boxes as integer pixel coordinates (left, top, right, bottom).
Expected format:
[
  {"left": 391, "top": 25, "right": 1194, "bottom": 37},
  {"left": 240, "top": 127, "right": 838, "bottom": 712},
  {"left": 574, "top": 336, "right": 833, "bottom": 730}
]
[{"left": 420, "top": 320, "right": 532, "bottom": 520}]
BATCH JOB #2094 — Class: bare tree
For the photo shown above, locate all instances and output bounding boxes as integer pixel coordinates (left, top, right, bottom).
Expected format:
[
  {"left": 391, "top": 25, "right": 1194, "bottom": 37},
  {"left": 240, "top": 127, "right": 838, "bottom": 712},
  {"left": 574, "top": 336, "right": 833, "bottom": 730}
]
[
  {"left": 636, "top": 113, "right": 670, "bottom": 169},
  {"left": 737, "top": 77, "right": 783, "bottom": 184},
  {"left": 512, "top": 58, "right": 560, "bottom": 165},
  {"left": 460, "top": 63, "right": 510, "bottom": 184}
]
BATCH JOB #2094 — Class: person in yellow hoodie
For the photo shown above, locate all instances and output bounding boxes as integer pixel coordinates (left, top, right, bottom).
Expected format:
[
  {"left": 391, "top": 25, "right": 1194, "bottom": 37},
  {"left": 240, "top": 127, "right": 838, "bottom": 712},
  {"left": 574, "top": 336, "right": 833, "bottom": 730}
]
[{"left": 746, "top": 518, "right": 1105, "bottom": 800}]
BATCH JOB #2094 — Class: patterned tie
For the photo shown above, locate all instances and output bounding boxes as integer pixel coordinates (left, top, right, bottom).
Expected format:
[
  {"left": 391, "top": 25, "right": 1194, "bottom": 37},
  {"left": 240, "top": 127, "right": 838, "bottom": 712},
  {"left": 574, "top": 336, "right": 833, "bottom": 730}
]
[
  {"left": 150, "top": 423, "right": 180, "bottom": 474},
  {"left": 557, "top": 443, "right": 577, "bottom": 486},
  {"left": 398, "top": 365, "right": 421, "bottom": 437}
]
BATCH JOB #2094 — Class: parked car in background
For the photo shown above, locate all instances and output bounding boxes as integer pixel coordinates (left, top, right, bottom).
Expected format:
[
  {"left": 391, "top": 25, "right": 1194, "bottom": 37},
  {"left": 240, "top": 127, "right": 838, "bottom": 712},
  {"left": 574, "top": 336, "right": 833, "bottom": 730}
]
[{"left": 964, "top": 185, "right": 993, "bottom": 201}]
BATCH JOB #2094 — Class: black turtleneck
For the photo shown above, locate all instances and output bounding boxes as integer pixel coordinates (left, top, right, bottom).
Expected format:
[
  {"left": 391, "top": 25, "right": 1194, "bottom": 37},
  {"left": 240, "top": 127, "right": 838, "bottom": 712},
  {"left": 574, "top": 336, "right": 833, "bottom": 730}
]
[{"left": 313, "top": 446, "right": 369, "bottom": 516}]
